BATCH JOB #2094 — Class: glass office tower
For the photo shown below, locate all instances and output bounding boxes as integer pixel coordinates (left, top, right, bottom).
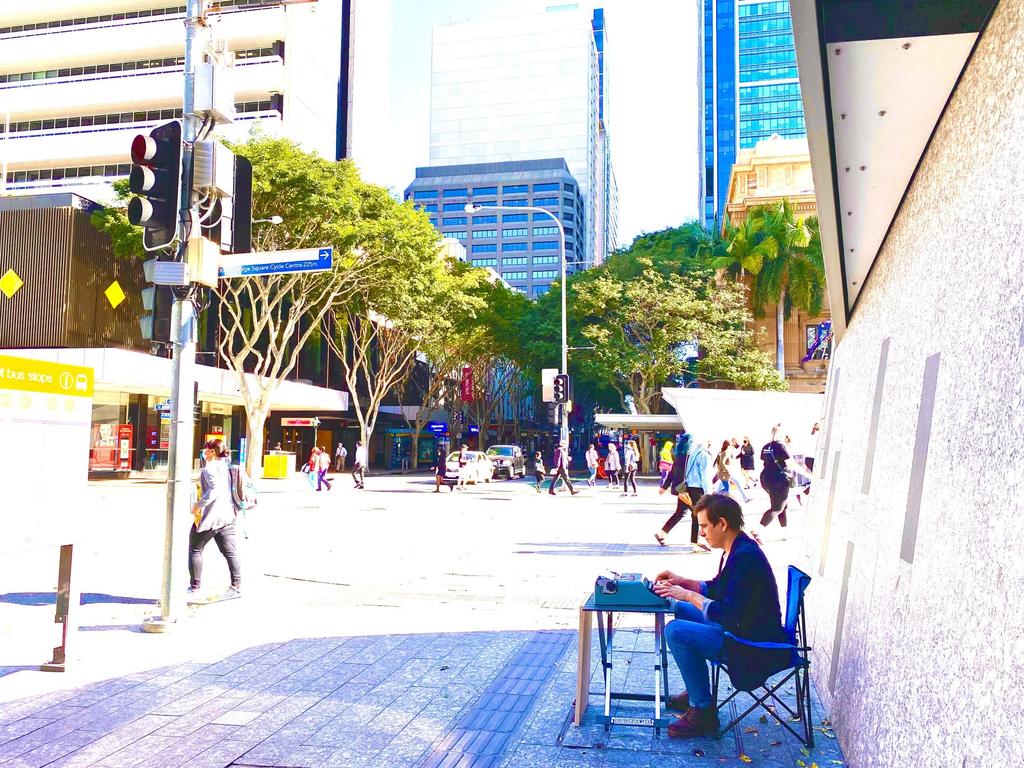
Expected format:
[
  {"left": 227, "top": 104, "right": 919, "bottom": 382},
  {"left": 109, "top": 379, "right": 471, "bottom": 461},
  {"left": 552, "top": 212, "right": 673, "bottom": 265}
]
[{"left": 701, "top": 0, "right": 806, "bottom": 228}]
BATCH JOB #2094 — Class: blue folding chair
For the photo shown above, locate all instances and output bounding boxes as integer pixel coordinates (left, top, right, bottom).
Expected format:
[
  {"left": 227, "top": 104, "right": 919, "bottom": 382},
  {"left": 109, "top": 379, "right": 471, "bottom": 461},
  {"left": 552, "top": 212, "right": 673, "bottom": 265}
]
[{"left": 711, "top": 565, "right": 814, "bottom": 746}]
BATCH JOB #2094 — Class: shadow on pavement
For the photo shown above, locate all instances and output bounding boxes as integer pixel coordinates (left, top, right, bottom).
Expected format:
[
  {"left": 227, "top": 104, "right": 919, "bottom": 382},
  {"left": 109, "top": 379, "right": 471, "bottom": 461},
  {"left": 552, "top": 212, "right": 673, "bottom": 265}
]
[{"left": 0, "top": 593, "right": 158, "bottom": 607}]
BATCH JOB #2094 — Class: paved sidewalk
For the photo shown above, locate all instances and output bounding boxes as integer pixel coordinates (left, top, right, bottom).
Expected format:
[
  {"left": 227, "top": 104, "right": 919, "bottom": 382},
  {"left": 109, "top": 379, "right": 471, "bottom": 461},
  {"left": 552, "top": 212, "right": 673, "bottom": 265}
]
[{"left": 0, "top": 620, "right": 847, "bottom": 768}]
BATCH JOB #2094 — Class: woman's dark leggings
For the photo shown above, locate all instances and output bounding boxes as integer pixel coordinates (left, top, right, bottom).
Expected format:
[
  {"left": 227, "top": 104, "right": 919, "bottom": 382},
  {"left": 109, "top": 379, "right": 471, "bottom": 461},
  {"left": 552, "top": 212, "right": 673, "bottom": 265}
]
[
  {"left": 760, "top": 480, "right": 790, "bottom": 527},
  {"left": 189, "top": 523, "right": 241, "bottom": 589},
  {"left": 607, "top": 469, "right": 618, "bottom": 486},
  {"left": 622, "top": 469, "right": 637, "bottom": 493},
  {"left": 661, "top": 485, "right": 704, "bottom": 543}
]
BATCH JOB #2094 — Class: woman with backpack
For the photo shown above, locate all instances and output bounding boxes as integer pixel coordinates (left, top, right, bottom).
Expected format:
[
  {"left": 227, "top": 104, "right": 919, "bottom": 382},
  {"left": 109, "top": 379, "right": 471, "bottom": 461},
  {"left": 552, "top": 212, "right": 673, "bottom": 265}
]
[
  {"left": 189, "top": 439, "right": 241, "bottom": 597},
  {"left": 758, "top": 424, "right": 796, "bottom": 530},
  {"left": 620, "top": 440, "right": 639, "bottom": 496}
]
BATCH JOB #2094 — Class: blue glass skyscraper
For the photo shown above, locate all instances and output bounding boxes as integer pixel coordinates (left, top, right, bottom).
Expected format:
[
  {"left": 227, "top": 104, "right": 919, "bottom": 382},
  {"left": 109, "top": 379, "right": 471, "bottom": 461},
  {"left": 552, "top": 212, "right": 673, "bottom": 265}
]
[{"left": 700, "top": 0, "right": 806, "bottom": 228}]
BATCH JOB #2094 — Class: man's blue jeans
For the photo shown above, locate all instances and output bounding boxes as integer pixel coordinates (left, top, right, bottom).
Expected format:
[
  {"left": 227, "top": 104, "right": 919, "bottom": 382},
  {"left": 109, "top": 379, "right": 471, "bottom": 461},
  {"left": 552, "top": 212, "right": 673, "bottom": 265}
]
[{"left": 664, "top": 601, "right": 725, "bottom": 709}]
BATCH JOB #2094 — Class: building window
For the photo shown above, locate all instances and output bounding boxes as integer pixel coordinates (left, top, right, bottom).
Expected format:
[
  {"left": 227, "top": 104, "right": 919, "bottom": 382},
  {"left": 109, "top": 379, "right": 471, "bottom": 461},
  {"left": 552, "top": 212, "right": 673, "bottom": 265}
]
[
  {"left": 564, "top": 227, "right": 575, "bottom": 237},
  {"left": 533, "top": 270, "right": 559, "bottom": 280},
  {"left": 472, "top": 258, "right": 497, "bottom": 267},
  {"left": 473, "top": 200, "right": 497, "bottom": 207},
  {"left": 414, "top": 190, "right": 438, "bottom": 200},
  {"left": 429, "top": 218, "right": 437, "bottom": 227},
  {"left": 473, "top": 230, "right": 496, "bottom": 239},
  {"left": 563, "top": 196, "right": 575, "bottom": 207},
  {"left": 563, "top": 212, "right": 575, "bottom": 222},
  {"left": 445, "top": 231, "right": 467, "bottom": 240},
  {"left": 563, "top": 182, "right": 575, "bottom": 192},
  {"left": 472, "top": 244, "right": 497, "bottom": 253},
  {"left": 473, "top": 186, "right": 497, "bottom": 195},
  {"left": 534, "top": 241, "right": 559, "bottom": 251},
  {"left": 443, "top": 188, "right": 467, "bottom": 197},
  {"left": 502, "top": 271, "right": 527, "bottom": 280},
  {"left": 417, "top": 204, "right": 437, "bottom": 213},
  {"left": 502, "top": 214, "right": 528, "bottom": 223},
  {"left": 533, "top": 226, "right": 558, "bottom": 236},
  {"left": 443, "top": 216, "right": 467, "bottom": 226},
  {"left": 502, "top": 242, "right": 528, "bottom": 252},
  {"left": 473, "top": 215, "right": 497, "bottom": 224},
  {"left": 502, "top": 228, "right": 528, "bottom": 238},
  {"left": 442, "top": 202, "right": 467, "bottom": 211},
  {"left": 533, "top": 255, "right": 559, "bottom": 264},
  {"left": 502, "top": 256, "right": 528, "bottom": 266},
  {"left": 533, "top": 182, "right": 560, "bottom": 192},
  {"left": 502, "top": 184, "right": 528, "bottom": 194},
  {"left": 502, "top": 198, "right": 528, "bottom": 207},
  {"left": 533, "top": 285, "right": 550, "bottom": 297},
  {"left": 533, "top": 196, "right": 559, "bottom": 206}
]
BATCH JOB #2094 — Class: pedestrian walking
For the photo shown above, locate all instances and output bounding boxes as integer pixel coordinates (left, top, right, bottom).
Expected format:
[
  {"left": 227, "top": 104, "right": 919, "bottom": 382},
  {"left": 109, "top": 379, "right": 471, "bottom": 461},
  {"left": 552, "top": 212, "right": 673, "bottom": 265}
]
[
  {"left": 352, "top": 440, "right": 367, "bottom": 489},
  {"left": 532, "top": 450, "right": 546, "bottom": 493},
  {"left": 621, "top": 439, "right": 639, "bottom": 496},
  {"left": 586, "top": 443, "right": 599, "bottom": 486},
  {"left": 659, "top": 439, "right": 674, "bottom": 485},
  {"left": 758, "top": 424, "right": 795, "bottom": 530},
  {"left": 302, "top": 447, "right": 319, "bottom": 489},
  {"left": 605, "top": 442, "right": 621, "bottom": 488},
  {"left": 188, "top": 439, "right": 241, "bottom": 596},
  {"left": 456, "top": 444, "right": 470, "bottom": 491},
  {"left": 335, "top": 442, "right": 347, "bottom": 472},
  {"left": 548, "top": 440, "right": 579, "bottom": 496},
  {"left": 316, "top": 446, "right": 333, "bottom": 491},
  {"left": 433, "top": 445, "right": 450, "bottom": 492},
  {"left": 655, "top": 431, "right": 713, "bottom": 550},
  {"left": 737, "top": 437, "right": 757, "bottom": 489},
  {"left": 715, "top": 440, "right": 748, "bottom": 503}
]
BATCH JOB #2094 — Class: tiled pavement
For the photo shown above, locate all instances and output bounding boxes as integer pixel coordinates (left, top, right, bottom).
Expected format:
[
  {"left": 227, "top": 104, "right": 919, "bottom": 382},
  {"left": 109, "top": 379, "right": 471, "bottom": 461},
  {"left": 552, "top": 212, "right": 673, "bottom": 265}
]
[{"left": 0, "top": 620, "right": 848, "bottom": 768}]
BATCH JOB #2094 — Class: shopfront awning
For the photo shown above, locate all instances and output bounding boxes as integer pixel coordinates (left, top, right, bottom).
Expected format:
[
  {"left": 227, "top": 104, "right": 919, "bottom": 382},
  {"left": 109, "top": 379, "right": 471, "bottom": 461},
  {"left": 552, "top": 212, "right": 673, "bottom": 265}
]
[{"left": 11, "top": 348, "right": 349, "bottom": 412}]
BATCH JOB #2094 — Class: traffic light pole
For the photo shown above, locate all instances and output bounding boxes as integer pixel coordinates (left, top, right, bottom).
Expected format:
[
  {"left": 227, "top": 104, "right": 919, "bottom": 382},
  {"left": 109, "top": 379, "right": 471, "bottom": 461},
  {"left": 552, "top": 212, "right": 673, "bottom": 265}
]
[{"left": 144, "top": 0, "right": 203, "bottom": 633}]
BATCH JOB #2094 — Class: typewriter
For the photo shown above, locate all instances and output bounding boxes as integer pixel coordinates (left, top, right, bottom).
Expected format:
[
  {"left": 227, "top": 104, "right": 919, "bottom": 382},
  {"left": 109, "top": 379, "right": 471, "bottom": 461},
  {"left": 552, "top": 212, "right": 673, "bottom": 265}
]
[{"left": 594, "top": 572, "right": 670, "bottom": 609}]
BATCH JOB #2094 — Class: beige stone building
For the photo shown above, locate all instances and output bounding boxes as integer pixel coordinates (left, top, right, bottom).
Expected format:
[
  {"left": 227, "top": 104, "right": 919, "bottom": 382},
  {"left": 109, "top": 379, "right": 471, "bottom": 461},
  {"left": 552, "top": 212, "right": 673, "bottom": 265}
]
[{"left": 724, "top": 135, "right": 830, "bottom": 393}]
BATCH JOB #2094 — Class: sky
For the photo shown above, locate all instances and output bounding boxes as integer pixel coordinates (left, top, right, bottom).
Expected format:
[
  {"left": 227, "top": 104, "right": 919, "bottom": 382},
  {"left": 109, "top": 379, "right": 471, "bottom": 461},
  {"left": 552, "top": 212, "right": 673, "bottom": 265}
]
[{"left": 348, "top": 0, "right": 699, "bottom": 248}]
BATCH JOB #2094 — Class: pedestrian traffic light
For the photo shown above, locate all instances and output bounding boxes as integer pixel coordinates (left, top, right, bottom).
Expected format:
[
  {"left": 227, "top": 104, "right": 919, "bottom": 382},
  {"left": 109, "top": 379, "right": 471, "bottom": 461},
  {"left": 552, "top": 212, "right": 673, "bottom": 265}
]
[
  {"left": 139, "top": 284, "right": 174, "bottom": 344},
  {"left": 127, "top": 120, "right": 182, "bottom": 251},
  {"left": 553, "top": 373, "right": 571, "bottom": 403}
]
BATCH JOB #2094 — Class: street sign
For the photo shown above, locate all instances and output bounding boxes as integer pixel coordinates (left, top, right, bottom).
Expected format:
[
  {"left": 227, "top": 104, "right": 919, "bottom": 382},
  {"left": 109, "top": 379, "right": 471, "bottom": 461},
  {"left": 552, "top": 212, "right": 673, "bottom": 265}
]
[
  {"left": 281, "top": 417, "right": 320, "bottom": 427},
  {"left": 218, "top": 247, "right": 333, "bottom": 279}
]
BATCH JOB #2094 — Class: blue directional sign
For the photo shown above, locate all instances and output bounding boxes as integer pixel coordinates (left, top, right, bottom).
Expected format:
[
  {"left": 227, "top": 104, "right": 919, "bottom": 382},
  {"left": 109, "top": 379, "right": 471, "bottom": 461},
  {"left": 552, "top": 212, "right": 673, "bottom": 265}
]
[{"left": 218, "top": 247, "right": 333, "bottom": 279}]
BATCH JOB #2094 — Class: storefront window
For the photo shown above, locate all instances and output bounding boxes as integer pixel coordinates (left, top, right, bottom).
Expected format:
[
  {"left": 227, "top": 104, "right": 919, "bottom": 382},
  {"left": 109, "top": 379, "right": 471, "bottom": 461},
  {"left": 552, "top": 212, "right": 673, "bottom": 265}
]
[{"left": 89, "top": 392, "right": 128, "bottom": 472}]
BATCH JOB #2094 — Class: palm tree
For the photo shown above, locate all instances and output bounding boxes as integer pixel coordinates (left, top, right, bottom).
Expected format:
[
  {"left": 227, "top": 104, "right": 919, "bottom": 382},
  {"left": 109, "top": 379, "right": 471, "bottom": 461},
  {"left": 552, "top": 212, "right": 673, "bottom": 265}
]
[
  {"left": 749, "top": 202, "right": 825, "bottom": 377},
  {"left": 711, "top": 214, "right": 778, "bottom": 279}
]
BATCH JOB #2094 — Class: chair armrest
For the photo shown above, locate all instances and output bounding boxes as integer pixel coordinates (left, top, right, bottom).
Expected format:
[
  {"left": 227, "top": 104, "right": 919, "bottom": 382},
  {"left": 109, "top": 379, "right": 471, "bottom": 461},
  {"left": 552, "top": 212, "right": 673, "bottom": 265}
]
[{"left": 723, "top": 632, "right": 811, "bottom": 652}]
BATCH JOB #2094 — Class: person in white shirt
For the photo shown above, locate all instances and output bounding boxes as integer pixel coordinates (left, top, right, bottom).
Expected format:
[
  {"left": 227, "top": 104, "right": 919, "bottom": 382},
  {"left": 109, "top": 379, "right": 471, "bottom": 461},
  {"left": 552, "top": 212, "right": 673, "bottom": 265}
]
[
  {"left": 316, "top": 446, "right": 333, "bottom": 491},
  {"left": 585, "top": 444, "right": 599, "bottom": 486},
  {"left": 352, "top": 440, "right": 368, "bottom": 489},
  {"left": 335, "top": 442, "right": 347, "bottom": 472}
]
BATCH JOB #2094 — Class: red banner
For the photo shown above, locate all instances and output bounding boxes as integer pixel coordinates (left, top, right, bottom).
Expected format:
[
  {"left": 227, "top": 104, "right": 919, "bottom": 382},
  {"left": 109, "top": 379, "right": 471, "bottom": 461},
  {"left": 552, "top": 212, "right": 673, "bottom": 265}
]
[
  {"left": 117, "top": 424, "right": 133, "bottom": 470},
  {"left": 460, "top": 366, "right": 473, "bottom": 402}
]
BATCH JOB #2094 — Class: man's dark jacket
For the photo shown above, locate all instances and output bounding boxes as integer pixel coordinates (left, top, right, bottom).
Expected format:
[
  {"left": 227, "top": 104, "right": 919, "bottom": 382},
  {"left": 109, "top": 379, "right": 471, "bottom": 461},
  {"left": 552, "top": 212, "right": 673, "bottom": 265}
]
[{"left": 704, "top": 531, "right": 790, "bottom": 690}]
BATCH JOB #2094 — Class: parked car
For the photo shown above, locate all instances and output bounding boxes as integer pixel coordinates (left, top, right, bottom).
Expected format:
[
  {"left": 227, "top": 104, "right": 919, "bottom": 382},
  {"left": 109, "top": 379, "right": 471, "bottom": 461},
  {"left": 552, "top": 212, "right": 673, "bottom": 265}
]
[
  {"left": 486, "top": 445, "right": 526, "bottom": 479},
  {"left": 441, "top": 451, "right": 494, "bottom": 486}
]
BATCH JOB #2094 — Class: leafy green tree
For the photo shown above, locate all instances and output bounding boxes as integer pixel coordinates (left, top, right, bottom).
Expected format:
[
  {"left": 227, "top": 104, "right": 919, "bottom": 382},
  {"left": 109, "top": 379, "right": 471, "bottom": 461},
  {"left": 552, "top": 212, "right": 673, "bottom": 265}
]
[
  {"left": 90, "top": 179, "right": 145, "bottom": 259},
  {"left": 573, "top": 257, "right": 784, "bottom": 413}
]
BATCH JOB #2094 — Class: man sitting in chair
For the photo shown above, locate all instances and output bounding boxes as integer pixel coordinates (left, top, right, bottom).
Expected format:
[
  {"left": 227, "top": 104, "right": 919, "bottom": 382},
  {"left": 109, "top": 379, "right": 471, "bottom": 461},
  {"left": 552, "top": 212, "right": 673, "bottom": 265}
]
[{"left": 653, "top": 493, "right": 789, "bottom": 738}]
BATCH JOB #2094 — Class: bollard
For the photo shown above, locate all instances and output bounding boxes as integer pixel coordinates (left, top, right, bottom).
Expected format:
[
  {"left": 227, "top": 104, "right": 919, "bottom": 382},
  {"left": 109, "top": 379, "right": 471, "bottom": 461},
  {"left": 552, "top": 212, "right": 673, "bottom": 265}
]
[{"left": 40, "top": 544, "right": 78, "bottom": 672}]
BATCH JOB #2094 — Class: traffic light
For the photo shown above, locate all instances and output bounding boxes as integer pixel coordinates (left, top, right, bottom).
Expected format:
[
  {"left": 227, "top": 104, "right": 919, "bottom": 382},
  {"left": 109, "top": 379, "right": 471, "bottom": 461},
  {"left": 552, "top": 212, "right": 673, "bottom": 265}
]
[
  {"left": 127, "top": 121, "right": 182, "bottom": 251},
  {"left": 139, "top": 284, "right": 174, "bottom": 344},
  {"left": 553, "top": 373, "right": 571, "bottom": 404}
]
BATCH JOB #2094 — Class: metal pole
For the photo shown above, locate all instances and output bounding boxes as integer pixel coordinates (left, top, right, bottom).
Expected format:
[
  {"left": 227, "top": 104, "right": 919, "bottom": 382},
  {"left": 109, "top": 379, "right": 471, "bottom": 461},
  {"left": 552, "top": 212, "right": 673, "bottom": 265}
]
[
  {"left": 144, "top": 0, "right": 202, "bottom": 633},
  {"left": 469, "top": 203, "right": 570, "bottom": 444}
]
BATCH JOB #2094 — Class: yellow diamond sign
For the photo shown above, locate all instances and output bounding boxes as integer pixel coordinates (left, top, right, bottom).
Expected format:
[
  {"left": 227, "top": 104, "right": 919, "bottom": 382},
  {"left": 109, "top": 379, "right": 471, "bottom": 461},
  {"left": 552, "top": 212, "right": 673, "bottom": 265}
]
[
  {"left": 0, "top": 269, "right": 24, "bottom": 299},
  {"left": 104, "top": 280, "right": 127, "bottom": 309}
]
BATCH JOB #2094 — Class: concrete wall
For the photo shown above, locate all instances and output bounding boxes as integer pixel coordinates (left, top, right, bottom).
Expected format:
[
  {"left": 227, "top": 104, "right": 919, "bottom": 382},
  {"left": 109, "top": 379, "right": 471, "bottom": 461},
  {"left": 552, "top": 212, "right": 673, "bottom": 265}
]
[{"left": 798, "top": 2, "right": 1024, "bottom": 765}]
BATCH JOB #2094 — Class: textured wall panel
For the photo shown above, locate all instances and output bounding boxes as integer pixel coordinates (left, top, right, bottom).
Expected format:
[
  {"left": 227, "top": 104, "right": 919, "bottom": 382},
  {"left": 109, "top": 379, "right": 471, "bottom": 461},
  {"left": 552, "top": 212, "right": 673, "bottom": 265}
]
[{"left": 803, "top": 2, "right": 1024, "bottom": 765}]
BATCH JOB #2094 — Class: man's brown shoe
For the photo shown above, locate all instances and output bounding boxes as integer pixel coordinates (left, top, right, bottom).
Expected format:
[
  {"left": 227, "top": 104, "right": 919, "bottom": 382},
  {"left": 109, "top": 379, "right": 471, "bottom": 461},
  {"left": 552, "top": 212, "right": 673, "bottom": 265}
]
[
  {"left": 667, "top": 706, "right": 719, "bottom": 739},
  {"left": 666, "top": 692, "right": 690, "bottom": 712}
]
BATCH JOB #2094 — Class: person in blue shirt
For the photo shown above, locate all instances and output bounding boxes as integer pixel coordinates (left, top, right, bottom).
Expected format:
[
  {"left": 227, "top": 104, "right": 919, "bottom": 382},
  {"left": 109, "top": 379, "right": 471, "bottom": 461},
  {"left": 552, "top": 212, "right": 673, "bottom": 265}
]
[
  {"left": 655, "top": 431, "right": 713, "bottom": 550},
  {"left": 653, "top": 493, "right": 789, "bottom": 738}
]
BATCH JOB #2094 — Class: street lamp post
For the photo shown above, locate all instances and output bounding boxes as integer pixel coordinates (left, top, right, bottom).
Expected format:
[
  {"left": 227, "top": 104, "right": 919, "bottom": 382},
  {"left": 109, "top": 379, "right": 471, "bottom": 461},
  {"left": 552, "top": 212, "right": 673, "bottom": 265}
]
[{"left": 466, "top": 203, "right": 569, "bottom": 443}]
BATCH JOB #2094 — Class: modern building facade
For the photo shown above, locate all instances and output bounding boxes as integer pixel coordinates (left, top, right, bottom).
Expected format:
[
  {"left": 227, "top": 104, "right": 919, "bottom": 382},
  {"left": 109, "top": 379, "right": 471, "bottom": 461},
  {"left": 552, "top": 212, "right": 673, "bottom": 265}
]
[
  {"left": 429, "top": 6, "right": 615, "bottom": 270},
  {"left": 724, "top": 135, "right": 829, "bottom": 393},
  {"left": 700, "top": 0, "right": 806, "bottom": 227},
  {"left": 404, "top": 159, "right": 584, "bottom": 298},
  {"left": 0, "top": 0, "right": 349, "bottom": 203},
  {"left": 592, "top": 8, "right": 619, "bottom": 263}
]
